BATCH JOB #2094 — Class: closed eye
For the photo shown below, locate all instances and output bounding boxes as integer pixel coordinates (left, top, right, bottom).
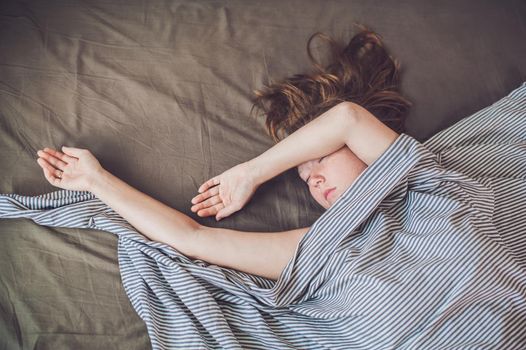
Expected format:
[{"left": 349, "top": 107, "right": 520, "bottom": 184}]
[{"left": 304, "top": 156, "right": 326, "bottom": 183}]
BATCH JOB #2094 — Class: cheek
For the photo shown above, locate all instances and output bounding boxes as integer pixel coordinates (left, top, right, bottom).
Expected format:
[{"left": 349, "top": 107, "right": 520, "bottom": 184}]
[
  {"left": 309, "top": 187, "right": 327, "bottom": 207},
  {"left": 341, "top": 156, "right": 367, "bottom": 178},
  {"left": 309, "top": 187, "right": 320, "bottom": 201}
]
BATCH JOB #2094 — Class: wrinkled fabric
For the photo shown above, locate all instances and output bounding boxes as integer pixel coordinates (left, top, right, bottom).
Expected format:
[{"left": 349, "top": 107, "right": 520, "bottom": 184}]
[{"left": 1, "top": 81, "right": 526, "bottom": 349}]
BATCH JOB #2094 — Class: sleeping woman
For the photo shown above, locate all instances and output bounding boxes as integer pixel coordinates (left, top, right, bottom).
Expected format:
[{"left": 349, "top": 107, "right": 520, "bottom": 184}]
[{"left": 35, "top": 26, "right": 417, "bottom": 282}]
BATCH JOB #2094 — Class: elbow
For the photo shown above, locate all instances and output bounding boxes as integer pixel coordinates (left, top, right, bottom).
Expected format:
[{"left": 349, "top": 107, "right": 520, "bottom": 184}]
[
  {"left": 336, "top": 101, "right": 360, "bottom": 139},
  {"left": 167, "top": 221, "right": 202, "bottom": 261},
  {"left": 338, "top": 101, "right": 359, "bottom": 123}
]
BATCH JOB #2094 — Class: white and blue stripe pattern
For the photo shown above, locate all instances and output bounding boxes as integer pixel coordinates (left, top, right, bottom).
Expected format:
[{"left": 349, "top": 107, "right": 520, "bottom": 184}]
[{"left": 1, "top": 81, "right": 525, "bottom": 349}]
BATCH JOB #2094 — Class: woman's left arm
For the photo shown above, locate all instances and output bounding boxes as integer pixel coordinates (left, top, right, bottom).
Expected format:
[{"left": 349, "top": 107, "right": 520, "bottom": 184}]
[
  {"left": 89, "top": 169, "right": 200, "bottom": 259},
  {"left": 37, "top": 148, "right": 308, "bottom": 280},
  {"left": 36, "top": 147, "right": 201, "bottom": 259}
]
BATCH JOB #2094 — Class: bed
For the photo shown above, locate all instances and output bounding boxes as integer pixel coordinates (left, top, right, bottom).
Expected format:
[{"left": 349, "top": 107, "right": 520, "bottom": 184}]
[{"left": 1, "top": 0, "right": 525, "bottom": 349}]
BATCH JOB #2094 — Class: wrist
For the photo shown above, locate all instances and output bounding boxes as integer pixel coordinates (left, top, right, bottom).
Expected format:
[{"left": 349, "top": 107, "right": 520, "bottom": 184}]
[
  {"left": 88, "top": 168, "right": 110, "bottom": 194},
  {"left": 246, "top": 157, "right": 266, "bottom": 186}
]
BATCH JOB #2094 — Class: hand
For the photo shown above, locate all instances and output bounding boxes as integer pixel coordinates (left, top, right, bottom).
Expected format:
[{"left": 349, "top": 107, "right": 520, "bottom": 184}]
[
  {"left": 36, "top": 146, "right": 105, "bottom": 192},
  {"left": 190, "top": 162, "right": 259, "bottom": 221}
]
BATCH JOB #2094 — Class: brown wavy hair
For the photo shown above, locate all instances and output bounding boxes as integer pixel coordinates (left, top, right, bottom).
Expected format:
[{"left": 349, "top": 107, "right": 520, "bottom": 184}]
[{"left": 249, "top": 23, "right": 413, "bottom": 143}]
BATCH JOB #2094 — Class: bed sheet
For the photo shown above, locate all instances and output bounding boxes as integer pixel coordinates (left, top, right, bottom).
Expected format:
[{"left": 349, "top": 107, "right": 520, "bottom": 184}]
[
  {"left": 1, "top": 0, "right": 526, "bottom": 349},
  {"left": 2, "top": 82, "right": 525, "bottom": 348}
]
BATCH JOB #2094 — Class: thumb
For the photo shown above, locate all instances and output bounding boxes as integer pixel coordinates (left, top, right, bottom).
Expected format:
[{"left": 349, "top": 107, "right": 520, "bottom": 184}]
[{"left": 62, "top": 146, "right": 84, "bottom": 157}]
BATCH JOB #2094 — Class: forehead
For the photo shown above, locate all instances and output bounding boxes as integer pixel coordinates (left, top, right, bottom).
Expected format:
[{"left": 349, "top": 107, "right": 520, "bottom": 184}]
[{"left": 297, "top": 159, "right": 317, "bottom": 174}]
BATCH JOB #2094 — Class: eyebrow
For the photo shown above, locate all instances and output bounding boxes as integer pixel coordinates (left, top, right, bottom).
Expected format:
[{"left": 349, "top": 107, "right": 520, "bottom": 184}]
[
  {"left": 302, "top": 169, "right": 312, "bottom": 182},
  {"left": 298, "top": 157, "right": 323, "bottom": 182},
  {"left": 298, "top": 163, "right": 312, "bottom": 175}
]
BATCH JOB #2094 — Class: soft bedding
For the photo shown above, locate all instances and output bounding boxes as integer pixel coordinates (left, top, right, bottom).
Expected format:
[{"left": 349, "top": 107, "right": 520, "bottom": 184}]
[
  {"left": 1, "top": 0, "right": 526, "bottom": 349},
  {"left": 2, "top": 82, "right": 525, "bottom": 349}
]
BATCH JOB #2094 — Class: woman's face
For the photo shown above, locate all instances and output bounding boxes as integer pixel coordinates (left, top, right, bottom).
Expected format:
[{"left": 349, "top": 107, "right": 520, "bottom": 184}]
[{"left": 297, "top": 146, "right": 367, "bottom": 209}]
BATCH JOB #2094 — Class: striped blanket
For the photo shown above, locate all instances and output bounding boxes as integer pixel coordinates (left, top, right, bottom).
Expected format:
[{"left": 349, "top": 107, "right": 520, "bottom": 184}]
[{"left": 1, "top": 82, "right": 526, "bottom": 349}]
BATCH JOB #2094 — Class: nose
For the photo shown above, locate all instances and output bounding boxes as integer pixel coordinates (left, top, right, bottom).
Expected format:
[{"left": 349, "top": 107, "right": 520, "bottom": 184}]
[{"left": 309, "top": 174, "right": 324, "bottom": 188}]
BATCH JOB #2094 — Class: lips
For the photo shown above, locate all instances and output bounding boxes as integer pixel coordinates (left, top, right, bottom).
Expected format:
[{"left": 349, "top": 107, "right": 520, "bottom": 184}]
[{"left": 324, "top": 188, "right": 336, "bottom": 201}]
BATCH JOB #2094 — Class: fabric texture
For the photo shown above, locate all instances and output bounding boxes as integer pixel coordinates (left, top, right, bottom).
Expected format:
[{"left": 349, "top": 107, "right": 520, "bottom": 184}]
[
  {"left": 1, "top": 81, "right": 526, "bottom": 349},
  {"left": 1, "top": 1, "right": 525, "bottom": 348}
]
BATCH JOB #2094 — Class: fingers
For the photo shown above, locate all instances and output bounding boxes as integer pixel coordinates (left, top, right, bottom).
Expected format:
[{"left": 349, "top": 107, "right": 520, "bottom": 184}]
[
  {"left": 37, "top": 148, "right": 70, "bottom": 170},
  {"left": 198, "top": 177, "right": 219, "bottom": 193},
  {"left": 61, "top": 146, "right": 84, "bottom": 158},
  {"left": 48, "top": 147, "right": 77, "bottom": 161},
  {"left": 191, "top": 197, "right": 238, "bottom": 221},
  {"left": 36, "top": 155, "right": 63, "bottom": 175},
  {"left": 190, "top": 187, "right": 237, "bottom": 221},
  {"left": 37, "top": 157, "right": 62, "bottom": 185},
  {"left": 191, "top": 192, "right": 222, "bottom": 214},
  {"left": 195, "top": 202, "right": 225, "bottom": 219},
  {"left": 191, "top": 185, "right": 219, "bottom": 205}
]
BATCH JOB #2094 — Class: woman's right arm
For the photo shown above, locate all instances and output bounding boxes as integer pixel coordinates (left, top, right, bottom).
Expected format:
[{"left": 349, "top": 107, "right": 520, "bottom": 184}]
[
  {"left": 192, "top": 102, "right": 354, "bottom": 219},
  {"left": 193, "top": 102, "right": 399, "bottom": 219},
  {"left": 249, "top": 102, "right": 400, "bottom": 185}
]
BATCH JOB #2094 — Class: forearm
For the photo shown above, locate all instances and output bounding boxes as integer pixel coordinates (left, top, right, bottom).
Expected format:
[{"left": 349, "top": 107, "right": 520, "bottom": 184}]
[
  {"left": 90, "top": 170, "right": 200, "bottom": 259},
  {"left": 250, "top": 102, "right": 354, "bottom": 185}
]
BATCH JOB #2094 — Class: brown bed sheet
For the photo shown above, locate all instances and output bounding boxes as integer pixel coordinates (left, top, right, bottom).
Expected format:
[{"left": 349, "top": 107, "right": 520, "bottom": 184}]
[{"left": 1, "top": 0, "right": 525, "bottom": 349}]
